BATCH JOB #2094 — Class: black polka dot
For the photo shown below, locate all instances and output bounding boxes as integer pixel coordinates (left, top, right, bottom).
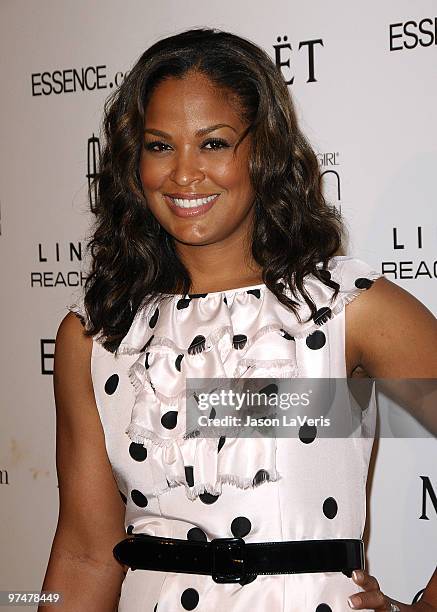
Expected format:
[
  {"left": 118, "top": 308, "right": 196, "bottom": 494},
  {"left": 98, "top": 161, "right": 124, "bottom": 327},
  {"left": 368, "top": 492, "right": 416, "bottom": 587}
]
[
  {"left": 259, "top": 383, "right": 278, "bottom": 397},
  {"left": 253, "top": 469, "right": 270, "bottom": 486},
  {"left": 127, "top": 524, "right": 134, "bottom": 534},
  {"left": 279, "top": 328, "right": 295, "bottom": 341},
  {"left": 313, "top": 306, "right": 332, "bottom": 326},
  {"left": 185, "top": 466, "right": 194, "bottom": 487},
  {"left": 131, "top": 489, "right": 148, "bottom": 508},
  {"left": 306, "top": 330, "right": 326, "bottom": 350},
  {"left": 129, "top": 442, "right": 147, "bottom": 461},
  {"left": 223, "top": 295, "right": 228, "bottom": 305},
  {"left": 188, "top": 293, "right": 208, "bottom": 299},
  {"left": 181, "top": 588, "right": 199, "bottom": 610},
  {"left": 104, "top": 374, "right": 119, "bottom": 395},
  {"left": 316, "top": 605, "right": 332, "bottom": 612},
  {"left": 177, "top": 297, "right": 191, "bottom": 310},
  {"left": 149, "top": 307, "right": 159, "bottom": 328},
  {"left": 323, "top": 497, "right": 338, "bottom": 519},
  {"left": 144, "top": 352, "right": 150, "bottom": 369},
  {"left": 188, "top": 335, "right": 206, "bottom": 355},
  {"left": 355, "top": 277, "right": 374, "bottom": 290},
  {"left": 299, "top": 423, "right": 317, "bottom": 444},
  {"left": 209, "top": 406, "right": 216, "bottom": 419},
  {"left": 231, "top": 516, "right": 251, "bottom": 538},
  {"left": 119, "top": 490, "right": 127, "bottom": 504},
  {"left": 246, "top": 288, "right": 261, "bottom": 298},
  {"left": 199, "top": 492, "right": 219, "bottom": 505},
  {"left": 161, "top": 411, "right": 178, "bottom": 429},
  {"left": 175, "top": 354, "right": 184, "bottom": 372},
  {"left": 187, "top": 527, "right": 207, "bottom": 542},
  {"left": 233, "top": 334, "right": 247, "bottom": 350},
  {"left": 153, "top": 604, "right": 158, "bottom": 612},
  {"left": 141, "top": 335, "right": 154, "bottom": 352},
  {"left": 217, "top": 436, "right": 226, "bottom": 452}
]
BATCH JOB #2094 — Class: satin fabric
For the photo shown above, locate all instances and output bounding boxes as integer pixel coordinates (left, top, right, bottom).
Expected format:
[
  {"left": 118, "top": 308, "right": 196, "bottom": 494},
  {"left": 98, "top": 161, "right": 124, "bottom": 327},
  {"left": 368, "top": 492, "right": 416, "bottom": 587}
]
[{"left": 73, "top": 256, "right": 382, "bottom": 611}]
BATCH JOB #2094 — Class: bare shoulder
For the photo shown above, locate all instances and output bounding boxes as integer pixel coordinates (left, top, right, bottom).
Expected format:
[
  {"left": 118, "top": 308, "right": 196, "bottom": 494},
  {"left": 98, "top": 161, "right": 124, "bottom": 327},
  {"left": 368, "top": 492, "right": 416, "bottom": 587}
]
[
  {"left": 55, "top": 311, "right": 92, "bottom": 374},
  {"left": 345, "top": 276, "right": 437, "bottom": 377},
  {"left": 52, "top": 312, "right": 127, "bottom": 568}
]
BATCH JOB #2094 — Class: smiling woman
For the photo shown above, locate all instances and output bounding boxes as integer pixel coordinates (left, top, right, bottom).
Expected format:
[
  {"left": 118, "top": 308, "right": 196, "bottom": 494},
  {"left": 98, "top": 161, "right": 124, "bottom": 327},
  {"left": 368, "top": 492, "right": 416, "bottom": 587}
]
[
  {"left": 40, "top": 27, "right": 437, "bottom": 612},
  {"left": 80, "top": 27, "right": 345, "bottom": 352},
  {"left": 139, "top": 72, "right": 256, "bottom": 256}
]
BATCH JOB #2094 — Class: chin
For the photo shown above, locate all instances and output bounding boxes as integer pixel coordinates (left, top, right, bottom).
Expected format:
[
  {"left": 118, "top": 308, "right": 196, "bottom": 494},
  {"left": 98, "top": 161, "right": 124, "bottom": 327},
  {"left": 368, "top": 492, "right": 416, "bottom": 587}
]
[{"left": 173, "top": 233, "right": 216, "bottom": 247}]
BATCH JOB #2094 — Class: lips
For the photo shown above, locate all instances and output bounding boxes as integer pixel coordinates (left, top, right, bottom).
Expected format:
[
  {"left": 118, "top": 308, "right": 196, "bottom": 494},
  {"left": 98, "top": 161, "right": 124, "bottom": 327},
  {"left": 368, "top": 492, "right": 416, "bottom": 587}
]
[
  {"left": 164, "top": 193, "right": 220, "bottom": 218},
  {"left": 165, "top": 193, "right": 219, "bottom": 199}
]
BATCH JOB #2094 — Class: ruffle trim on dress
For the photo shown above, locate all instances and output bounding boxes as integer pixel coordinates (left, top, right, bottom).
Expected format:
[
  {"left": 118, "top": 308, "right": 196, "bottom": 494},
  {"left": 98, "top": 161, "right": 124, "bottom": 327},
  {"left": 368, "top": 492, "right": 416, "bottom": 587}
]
[
  {"left": 175, "top": 469, "right": 281, "bottom": 501},
  {"left": 125, "top": 421, "right": 281, "bottom": 500},
  {"left": 66, "top": 256, "right": 382, "bottom": 501},
  {"left": 161, "top": 470, "right": 281, "bottom": 501}
]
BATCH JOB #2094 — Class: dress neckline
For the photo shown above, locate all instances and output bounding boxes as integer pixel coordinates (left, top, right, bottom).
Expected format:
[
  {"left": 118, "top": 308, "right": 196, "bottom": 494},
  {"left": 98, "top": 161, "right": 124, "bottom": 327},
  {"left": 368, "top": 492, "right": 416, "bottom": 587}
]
[{"left": 161, "top": 280, "right": 268, "bottom": 299}]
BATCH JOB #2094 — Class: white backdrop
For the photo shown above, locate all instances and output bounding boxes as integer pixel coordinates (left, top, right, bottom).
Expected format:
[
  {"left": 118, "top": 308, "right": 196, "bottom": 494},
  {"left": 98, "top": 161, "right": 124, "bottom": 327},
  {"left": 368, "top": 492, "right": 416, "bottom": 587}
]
[{"left": 0, "top": 1, "right": 436, "bottom": 609}]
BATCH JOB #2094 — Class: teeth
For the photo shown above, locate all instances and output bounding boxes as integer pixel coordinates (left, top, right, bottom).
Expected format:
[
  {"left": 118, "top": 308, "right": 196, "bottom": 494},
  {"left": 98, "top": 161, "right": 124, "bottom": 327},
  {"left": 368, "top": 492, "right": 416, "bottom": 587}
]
[{"left": 170, "top": 194, "right": 218, "bottom": 208}]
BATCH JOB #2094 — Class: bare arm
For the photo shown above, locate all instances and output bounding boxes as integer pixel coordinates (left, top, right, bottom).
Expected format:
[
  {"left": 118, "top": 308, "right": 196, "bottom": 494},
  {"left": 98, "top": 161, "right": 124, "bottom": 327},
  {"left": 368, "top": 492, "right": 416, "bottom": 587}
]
[
  {"left": 345, "top": 278, "right": 437, "bottom": 610},
  {"left": 346, "top": 276, "right": 437, "bottom": 378},
  {"left": 39, "top": 313, "right": 129, "bottom": 611}
]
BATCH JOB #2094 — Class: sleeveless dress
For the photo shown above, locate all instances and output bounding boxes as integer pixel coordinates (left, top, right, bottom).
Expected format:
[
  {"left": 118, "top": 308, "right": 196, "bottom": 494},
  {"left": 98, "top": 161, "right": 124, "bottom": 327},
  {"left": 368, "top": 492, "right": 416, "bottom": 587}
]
[{"left": 71, "top": 255, "right": 382, "bottom": 612}]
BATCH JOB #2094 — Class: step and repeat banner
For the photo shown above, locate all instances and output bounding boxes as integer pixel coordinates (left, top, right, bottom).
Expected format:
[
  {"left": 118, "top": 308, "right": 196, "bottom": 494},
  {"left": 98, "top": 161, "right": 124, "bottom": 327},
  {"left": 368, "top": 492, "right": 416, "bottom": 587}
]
[{"left": 1, "top": 0, "right": 436, "bottom": 609}]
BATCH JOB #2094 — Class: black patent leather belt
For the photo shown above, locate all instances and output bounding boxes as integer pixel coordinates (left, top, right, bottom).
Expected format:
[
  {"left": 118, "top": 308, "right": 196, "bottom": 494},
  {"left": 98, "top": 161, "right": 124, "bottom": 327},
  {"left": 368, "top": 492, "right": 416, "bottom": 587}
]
[{"left": 113, "top": 534, "right": 365, "bottom": 584}]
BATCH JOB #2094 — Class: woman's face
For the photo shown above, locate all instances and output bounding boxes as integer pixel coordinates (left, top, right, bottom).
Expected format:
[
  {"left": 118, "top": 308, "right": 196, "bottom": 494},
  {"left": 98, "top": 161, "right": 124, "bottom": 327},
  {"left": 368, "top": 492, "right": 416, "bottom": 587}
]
[{"left": 139, "top": 71, "right": 256, "bottom": 248}]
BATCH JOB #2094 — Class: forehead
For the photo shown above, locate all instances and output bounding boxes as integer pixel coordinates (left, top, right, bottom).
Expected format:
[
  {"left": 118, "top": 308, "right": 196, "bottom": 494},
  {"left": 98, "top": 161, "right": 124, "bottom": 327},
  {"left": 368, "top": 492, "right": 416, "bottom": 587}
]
[{"left": 144, "top": 71, "right": 244, "bottom": 129}]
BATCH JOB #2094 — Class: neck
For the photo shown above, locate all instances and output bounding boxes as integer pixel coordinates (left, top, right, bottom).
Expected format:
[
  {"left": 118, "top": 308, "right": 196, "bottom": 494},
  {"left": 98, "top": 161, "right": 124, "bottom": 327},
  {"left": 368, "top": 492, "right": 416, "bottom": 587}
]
[{"left": 174, "top": 234, "right": 263, "bottom": 294}]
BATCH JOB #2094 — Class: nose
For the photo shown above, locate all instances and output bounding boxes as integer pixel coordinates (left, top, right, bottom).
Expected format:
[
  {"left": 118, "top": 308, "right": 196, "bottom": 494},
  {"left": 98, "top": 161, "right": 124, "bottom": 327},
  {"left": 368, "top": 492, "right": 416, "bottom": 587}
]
[{"left": 169, "top": 148, "right": 205, "bottom": 186}]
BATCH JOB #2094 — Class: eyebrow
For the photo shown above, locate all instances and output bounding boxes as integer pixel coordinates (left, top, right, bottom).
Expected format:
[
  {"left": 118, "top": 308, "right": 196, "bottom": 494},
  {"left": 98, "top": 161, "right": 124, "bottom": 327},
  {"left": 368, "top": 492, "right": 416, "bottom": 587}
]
[{"left": 143, "top": 123, "right": 238, "bottom": 138}]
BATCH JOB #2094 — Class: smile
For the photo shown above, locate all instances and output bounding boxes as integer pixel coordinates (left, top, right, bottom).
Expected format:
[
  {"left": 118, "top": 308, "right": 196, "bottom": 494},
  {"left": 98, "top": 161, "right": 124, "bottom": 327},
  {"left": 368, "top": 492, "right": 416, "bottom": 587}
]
[
  {"left": 168, "top": 194, "right": 219, "bottom": 208},
  {"left": 164, "top": 193, "right": 220, "bottom": 218}
]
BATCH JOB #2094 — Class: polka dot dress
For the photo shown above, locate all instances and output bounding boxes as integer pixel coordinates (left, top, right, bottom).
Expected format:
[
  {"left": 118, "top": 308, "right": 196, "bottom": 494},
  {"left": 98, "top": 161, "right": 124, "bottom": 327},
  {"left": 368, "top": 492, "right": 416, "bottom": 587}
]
[{"left": 73, "top": 256, "right": 382, "bottom": 611}]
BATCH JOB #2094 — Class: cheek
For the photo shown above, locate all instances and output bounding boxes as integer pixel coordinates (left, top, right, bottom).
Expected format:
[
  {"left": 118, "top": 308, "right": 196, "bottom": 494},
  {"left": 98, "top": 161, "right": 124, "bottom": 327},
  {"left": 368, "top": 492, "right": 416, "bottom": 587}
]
[
  {"left": 139, "top": 156, "right": 168, "bottom": 191},
  {"left": 211, "top": 155, "right": 252, "bottom": 192}
]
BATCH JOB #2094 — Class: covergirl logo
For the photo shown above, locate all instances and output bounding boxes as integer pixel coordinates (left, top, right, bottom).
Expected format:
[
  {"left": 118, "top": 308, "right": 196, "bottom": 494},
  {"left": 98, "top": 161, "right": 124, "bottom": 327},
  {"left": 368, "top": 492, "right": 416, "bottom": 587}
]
[{"left": 318, "top": 152, "right": 341, "bottom": 213}]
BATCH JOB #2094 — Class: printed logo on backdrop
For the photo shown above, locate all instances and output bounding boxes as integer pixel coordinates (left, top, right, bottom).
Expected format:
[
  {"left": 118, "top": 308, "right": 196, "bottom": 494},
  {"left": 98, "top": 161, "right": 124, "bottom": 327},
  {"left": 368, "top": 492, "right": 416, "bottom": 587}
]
[
  {"left": 317, "top": 152, "right": 341, "bottom": 213},
  {"left": 419, "top": 476, "right": 437, "bottom": 520},
  {"left": 273, "top": 35, "right": 324, "bottom": 84},
  {"left": 31, "top": 66, "right": 125, "bottom": 96},
  {"left": 41, "top": 339, "right": 55, "bottom": 375},
  {"left": 30, "top": 38, "right": 324, "bottom": 95},
  {"left": 389, "top": 18, "right": 437, "bottom": 51},
  {"left": 411, "top": 476, "right": 435, "bottom": 605},
  {"left": 382, "top": 225, "right": 437, "bottom": 279},
  {"left": 31, "top": 242, "right": 86, "bottom": 288},
  {"left": 87, "top": 134, "right": 101, "bottom": 213},
  {"left": 0, "top": 469, "right": 9, "bottom": 485}
]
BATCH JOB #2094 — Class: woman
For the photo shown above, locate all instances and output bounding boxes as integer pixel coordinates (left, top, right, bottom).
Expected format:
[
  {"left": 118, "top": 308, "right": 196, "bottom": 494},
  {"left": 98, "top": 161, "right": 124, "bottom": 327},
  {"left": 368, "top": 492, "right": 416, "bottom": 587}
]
[{"left": 40, "top": 28, "right": 437, "bottom": 611}]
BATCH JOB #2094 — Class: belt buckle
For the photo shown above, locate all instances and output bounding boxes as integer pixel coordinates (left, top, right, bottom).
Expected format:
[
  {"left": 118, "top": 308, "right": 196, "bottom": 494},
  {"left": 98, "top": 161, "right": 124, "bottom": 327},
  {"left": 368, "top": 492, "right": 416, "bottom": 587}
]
[{"left": 211, "top": 537, "right": 246, "bottom": 583}]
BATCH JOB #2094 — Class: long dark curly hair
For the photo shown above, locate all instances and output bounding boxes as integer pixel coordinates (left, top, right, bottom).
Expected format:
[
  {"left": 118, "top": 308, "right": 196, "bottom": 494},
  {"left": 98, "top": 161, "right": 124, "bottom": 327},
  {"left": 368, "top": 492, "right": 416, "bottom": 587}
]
[{"left": 83, "top": 27, "right": 344, "bottom": 353}]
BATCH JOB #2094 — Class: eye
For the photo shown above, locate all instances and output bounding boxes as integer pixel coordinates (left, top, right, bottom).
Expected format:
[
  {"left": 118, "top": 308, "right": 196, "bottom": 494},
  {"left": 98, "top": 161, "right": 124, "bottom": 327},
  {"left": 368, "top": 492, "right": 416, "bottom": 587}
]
[
  {"left": 202, "top": 138, "right": 230, "bottom": 150},
  {"left": 144, "top": 140, "right": 171, "bottom": 152}
]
